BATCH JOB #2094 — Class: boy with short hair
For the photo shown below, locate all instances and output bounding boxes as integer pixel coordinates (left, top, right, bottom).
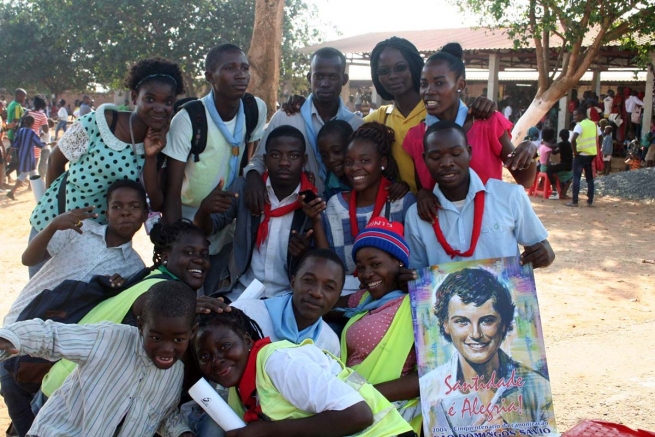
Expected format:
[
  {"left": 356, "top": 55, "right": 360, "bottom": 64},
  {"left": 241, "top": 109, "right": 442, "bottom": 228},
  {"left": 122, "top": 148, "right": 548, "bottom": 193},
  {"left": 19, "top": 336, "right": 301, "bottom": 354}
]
[
  {"left": 0, "top": 282, "right": 197, "bottom": 437},
  {"left": 6, "top": 115, "right": 44, "bottom": 200},
  {"left": 405, "top": 120, "right": 555, "bottom": 270},
  {"left": 4, "top": 179, "right": 148, "bottom": 326},
  {"left": 194, "top": 125, "right": 325, "bottom": 300}
]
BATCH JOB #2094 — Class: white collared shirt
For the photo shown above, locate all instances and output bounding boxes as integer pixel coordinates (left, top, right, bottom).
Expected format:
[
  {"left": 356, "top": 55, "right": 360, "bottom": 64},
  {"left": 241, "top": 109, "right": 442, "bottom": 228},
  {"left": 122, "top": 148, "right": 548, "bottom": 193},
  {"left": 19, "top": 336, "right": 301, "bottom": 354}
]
[
  {"left": 405, "top": 169, "right": 548, "bottom": 269},
  {"left": 4, "top": 219, "right": 144, "bottom": 325},
  {"left": 0, "top": 320, "right": 190, "bottom": 437},
  {"left": 236, "top": 179, "right": 300, "bottom": 298}
]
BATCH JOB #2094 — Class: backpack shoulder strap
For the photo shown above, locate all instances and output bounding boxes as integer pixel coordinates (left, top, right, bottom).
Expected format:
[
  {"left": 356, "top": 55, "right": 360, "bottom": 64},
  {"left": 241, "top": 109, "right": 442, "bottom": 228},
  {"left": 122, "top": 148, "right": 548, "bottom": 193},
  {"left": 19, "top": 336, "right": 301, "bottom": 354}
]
[
  {"left": 182, "top": 100, "right": 208, "bottom": 163},
  {"left": 240, "top": 93, "right": 260, "bottom": 172}
]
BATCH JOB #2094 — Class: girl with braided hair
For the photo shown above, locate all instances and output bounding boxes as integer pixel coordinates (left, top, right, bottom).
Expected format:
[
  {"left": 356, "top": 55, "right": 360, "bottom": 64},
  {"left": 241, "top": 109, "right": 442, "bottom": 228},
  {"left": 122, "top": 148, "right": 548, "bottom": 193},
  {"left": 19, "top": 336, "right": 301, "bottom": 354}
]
[
  {"left": 192, "top": 308, "right": 414, "bottom": 436},
  {"left": 38, "top": 219, "right": 210, "bottom": 401},
  {"left": 317, "top": 122, "right": 416, "bottom": 294}
]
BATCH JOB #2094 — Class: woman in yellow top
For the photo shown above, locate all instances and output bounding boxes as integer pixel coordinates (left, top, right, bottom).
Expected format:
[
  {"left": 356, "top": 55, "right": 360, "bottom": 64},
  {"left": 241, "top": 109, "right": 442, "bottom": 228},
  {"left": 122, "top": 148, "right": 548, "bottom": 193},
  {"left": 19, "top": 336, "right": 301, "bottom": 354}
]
[{"left": 364, "top": 37, "right": 496, "bottom": 193}]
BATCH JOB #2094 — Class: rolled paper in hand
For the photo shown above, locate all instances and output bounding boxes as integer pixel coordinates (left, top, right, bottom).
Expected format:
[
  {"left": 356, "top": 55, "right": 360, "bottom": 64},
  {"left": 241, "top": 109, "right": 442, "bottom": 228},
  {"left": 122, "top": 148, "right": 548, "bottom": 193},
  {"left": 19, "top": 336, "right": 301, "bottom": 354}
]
[{"left": 188, "top": 378, "right": 246, "bottom": 431}]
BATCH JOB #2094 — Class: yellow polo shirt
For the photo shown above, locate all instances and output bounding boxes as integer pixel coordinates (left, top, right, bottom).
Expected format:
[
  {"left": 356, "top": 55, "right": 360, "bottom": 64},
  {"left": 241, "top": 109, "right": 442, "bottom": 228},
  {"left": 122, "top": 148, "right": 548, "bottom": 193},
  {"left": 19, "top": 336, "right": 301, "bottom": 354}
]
[{"left": 365, "top": 102, "right": 426, "bottom": 194}]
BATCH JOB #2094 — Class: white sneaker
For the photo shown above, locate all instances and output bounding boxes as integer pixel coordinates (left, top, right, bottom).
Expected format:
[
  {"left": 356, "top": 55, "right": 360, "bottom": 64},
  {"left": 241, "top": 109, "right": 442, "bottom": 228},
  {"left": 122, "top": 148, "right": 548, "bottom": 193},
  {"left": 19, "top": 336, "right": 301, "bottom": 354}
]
[{"left": 549, "top": 192, "right": 559, "bottom": 200}]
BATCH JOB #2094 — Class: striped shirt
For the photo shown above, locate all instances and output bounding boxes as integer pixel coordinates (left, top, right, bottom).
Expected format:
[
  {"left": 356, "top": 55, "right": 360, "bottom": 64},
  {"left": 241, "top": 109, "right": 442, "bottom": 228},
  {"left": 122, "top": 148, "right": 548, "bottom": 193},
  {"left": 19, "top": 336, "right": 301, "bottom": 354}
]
[
  {"left": 0, "top": 320, "right": 191, "bottom": 437},
  {"left": 11, "top": 127, "right": 44, "bottom": 173},
  {"left": 28, "top": 110, "right": 49, "bottom": 160}
]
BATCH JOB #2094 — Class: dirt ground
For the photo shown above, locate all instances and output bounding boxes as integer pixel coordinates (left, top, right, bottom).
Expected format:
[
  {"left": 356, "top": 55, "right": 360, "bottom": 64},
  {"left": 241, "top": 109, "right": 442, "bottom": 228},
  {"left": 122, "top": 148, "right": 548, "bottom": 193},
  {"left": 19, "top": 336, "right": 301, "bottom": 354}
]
[{"left": 0, "top": 177, "right": 654, "bottom": 434}]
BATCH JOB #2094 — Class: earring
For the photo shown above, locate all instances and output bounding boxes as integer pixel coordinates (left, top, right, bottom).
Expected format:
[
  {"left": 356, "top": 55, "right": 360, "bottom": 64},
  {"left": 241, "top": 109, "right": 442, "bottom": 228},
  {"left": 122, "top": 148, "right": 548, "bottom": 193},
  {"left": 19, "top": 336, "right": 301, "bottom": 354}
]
[
  {"left": 457, "top": 89, "right": 461, "bottom": 93},
  {"left": 163, "top": 260, "right": 168, "bottom": 265},
  {"left": 399, "top": 263, "right": 404, "bottom": 267},
  {"left": 381, "top": 166, "right": 385, "bottom": 170}
]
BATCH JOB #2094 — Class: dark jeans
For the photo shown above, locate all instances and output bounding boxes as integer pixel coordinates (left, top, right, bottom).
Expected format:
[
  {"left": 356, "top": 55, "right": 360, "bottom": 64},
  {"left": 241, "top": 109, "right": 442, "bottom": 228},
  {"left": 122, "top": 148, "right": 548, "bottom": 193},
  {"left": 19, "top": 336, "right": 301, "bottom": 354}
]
[
  {"left": 0, "top": 365, "right": 36, "bottom": 437},
  {"left": 572, "top": 155, "right": 595, "bottom": 204},
  {"left": 546, "top": 163, "right": 571, "bottom": 190}
]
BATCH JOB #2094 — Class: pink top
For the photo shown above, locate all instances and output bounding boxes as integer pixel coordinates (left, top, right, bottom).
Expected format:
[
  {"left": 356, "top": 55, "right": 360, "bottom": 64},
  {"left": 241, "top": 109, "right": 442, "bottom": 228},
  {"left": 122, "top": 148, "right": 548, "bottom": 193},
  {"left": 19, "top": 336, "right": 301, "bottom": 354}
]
[
  {"left": 402, "top": 111, "right": 513, "bottom": 190},
  {"left": 345, "top": 290, "right": 416, "bottom": 375},
  {"left": 537, "top": 144, "right": 552, "bottom": 165}
]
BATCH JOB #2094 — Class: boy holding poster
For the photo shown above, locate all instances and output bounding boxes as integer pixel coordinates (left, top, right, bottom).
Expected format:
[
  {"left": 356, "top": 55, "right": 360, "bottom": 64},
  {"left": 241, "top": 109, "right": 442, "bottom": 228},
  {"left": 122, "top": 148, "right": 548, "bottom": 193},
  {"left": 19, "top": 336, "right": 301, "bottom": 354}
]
[{"left": 404, "top": 120, "right": 555, "bottom": 270}]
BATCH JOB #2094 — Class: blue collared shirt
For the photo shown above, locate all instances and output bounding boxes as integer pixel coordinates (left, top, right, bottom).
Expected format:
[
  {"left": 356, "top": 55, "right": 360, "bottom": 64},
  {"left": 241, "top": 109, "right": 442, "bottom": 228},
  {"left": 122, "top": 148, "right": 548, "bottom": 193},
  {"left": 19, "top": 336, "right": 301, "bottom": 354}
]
[{"left": 405, "top": 169, "right": 548, "bottom": 269}]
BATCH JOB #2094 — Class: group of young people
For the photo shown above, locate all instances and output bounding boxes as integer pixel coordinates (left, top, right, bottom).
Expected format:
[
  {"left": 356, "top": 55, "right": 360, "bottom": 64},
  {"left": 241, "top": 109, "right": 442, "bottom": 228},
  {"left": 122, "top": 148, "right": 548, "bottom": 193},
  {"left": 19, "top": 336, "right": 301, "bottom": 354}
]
[{"left": 1, "top": 38, "right": 555, "bottom": 437}]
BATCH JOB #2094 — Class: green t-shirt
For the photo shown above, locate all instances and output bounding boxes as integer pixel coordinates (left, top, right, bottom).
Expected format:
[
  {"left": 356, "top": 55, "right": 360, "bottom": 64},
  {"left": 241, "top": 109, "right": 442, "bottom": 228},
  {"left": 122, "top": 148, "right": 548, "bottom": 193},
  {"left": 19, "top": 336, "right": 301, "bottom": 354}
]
[{"left": 6, "top": 100, "right": 24, "bottom": 141}]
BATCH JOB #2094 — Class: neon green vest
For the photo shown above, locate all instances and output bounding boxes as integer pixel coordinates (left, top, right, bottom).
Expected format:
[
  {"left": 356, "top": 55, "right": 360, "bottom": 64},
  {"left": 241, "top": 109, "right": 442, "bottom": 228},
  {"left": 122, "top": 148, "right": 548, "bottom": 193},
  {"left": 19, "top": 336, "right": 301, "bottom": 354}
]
[
  {"left": 341, "top": 294, "right": 422, "bottom": 433},
  {"left": 41, "top": 272, "right": 170, "bottom": 397},
  {"left": 576, "top": 119, "right": 598, "bottom": 155},
  {"left": 227, "top": 340, "right": 413, "bottom": 436}
]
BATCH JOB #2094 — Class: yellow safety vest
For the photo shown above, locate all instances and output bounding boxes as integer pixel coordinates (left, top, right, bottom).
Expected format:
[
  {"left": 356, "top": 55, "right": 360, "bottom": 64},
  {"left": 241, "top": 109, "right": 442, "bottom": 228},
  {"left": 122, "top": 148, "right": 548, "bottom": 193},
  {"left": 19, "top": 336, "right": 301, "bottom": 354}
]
[
  {"left": 341, "top": 294, "right": 422, "bottom": 433},
  {"left": 576, "top": 119, "right": 598, "bottom": 155},
  {"left": 227, "top": 339, "right": 413, "bottom": 436}
]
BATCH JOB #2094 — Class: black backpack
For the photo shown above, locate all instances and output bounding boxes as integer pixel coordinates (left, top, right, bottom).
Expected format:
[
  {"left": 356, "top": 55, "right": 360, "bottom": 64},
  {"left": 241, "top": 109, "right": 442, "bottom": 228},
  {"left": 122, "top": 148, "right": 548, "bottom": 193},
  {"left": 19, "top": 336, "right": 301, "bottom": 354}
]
[
  {"left": 4, "top": 268, "right": 169, "bottom": 393},
  {"left": 179, "top": 92, "right": 259, "bottom": 169}
]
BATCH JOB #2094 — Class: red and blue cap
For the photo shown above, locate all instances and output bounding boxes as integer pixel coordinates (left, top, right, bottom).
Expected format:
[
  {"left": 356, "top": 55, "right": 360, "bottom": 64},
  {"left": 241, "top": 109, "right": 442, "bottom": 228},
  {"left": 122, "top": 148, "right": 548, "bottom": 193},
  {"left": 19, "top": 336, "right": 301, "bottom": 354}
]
[{"left": 352, "top": 217, "right": 410, "bottom": 266}]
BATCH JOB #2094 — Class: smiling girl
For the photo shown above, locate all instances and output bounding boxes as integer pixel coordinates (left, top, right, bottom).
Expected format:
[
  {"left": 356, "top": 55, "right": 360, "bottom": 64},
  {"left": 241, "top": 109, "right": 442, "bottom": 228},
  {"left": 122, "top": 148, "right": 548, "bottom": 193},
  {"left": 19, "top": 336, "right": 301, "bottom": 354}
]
[
  {"left": 320, "top": 122, "right": 416, "bottom": 290},
  {"left": 193, "top": 309, "right": 414, "bottom": 437},
  {"left": 331, "top": 218, "right": 422, "bottom": 434},
  {"left": 29, "top": 58, "right": 184, "bottom": 255}
]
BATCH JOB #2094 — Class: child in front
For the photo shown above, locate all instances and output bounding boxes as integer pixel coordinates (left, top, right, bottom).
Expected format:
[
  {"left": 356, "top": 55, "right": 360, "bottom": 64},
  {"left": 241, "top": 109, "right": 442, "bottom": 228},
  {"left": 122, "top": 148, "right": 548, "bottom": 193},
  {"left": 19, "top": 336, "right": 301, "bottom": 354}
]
[
  {"left": 193, "top": 309, "right": 414, "bottom": 436},
  {"left": 0, "top": 282, "right": 197, "bottom": 437}
]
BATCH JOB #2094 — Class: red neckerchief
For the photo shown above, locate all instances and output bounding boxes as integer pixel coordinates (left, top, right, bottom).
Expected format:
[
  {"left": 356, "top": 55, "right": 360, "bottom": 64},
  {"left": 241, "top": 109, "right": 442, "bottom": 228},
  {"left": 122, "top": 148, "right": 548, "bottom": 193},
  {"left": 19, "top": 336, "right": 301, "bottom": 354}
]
[
  {"left": 255, "top": 172, "right": 317, "bottom": 248},
  {"left": 348, "top": 177, "right": 392, "bottom": 239},
  {"left": 432, "top": 190, "right": 485, "bottom": 259},
  {"left": 237, "top": 337, "right": 273, "bottom": 423}
]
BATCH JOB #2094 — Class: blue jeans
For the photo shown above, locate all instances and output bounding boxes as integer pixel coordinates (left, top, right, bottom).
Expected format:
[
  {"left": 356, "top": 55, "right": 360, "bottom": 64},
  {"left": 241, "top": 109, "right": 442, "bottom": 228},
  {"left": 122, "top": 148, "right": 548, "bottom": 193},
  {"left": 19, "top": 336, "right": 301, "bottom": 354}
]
[
  {"left": 55, "top": 120, "right": 67, "bottom": 139},
  {"left": 572, "top": 155, "right": 595, "bottom": 204},
  {"left": 183, "top": 402, "right": 226, "bottom": 437},
  {"left": 0, "top": 365, "right": 36, "bottom": 437}
]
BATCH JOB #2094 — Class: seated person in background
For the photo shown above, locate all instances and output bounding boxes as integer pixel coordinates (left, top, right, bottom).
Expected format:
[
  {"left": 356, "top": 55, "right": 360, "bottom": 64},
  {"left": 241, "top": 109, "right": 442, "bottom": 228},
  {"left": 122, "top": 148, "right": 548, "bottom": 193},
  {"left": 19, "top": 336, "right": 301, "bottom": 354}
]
[
  {"left": 194, "top": 125, "right": 326, "bottom": 300},
  {"left": 405, "top": 121, "right": 555, "bottom": 270},
  {"left": 0, "top": 282, "right": 197, "bottom": 437},
  {"left": 624, "top": 152, "right": 641, "bottom": 171},
  {"left": 193, "top": 309, "right": 414, "bottom": 436},
  {"left": 546, "top": 129, "right": 573, "bottom": 200},
  {"left": 4, "top": 179, "right": 148, "bottom": 327},
  {"left": 537, "top": 127, "right": 555, "bottom": 173},
  {"left": 601, "top": 125, "right": 614, "bottom": 175},
  {"left": 6, "top": 116, "right": 45, "bottom": 200}
]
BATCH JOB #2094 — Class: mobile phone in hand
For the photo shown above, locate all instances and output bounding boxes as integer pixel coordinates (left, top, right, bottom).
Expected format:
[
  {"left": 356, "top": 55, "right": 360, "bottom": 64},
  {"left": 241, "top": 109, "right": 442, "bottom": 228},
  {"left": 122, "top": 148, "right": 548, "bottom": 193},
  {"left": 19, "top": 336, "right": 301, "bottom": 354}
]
[{"left": 299, "top": 189, "right": 318, "bottom": 203}]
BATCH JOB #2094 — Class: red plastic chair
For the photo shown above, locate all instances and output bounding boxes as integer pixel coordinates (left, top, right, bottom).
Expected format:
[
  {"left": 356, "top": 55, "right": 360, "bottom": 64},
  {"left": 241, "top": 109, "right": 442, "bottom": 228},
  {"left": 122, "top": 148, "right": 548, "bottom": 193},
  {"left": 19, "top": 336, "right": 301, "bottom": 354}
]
[{"left": 528, "top": 172, "right": 553, "bottom": 198}]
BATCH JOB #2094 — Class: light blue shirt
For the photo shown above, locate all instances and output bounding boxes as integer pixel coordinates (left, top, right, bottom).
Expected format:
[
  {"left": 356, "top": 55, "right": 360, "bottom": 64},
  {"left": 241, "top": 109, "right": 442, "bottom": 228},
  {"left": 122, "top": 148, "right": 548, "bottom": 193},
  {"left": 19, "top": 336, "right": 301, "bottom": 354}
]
[{"left": 405, "top": 169, "right": 548, "bottom": 269}]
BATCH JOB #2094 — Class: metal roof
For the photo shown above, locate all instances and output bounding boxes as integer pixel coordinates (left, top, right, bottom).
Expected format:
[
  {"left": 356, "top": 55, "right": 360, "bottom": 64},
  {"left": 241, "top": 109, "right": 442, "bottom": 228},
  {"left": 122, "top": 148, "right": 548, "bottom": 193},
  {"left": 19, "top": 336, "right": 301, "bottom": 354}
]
[{"left": 302, "top": 27, "right": 651, "bottom": 70}]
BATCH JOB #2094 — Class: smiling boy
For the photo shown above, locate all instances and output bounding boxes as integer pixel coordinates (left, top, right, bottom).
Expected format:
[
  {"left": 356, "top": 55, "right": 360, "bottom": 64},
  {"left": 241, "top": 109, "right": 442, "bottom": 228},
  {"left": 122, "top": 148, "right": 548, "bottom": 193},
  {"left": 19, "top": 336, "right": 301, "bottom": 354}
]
[
  {"left": 4, "top": 179, "right": 148, "bottom": 326},
  {"left": 194, "top": 125, "right": 321, "bottom": 300},
  {"left": 0, "top": 282, "right": 197, "bottom": 437},
  {"left": 404, "top": 121, "right": 555, "bottom": 270}
]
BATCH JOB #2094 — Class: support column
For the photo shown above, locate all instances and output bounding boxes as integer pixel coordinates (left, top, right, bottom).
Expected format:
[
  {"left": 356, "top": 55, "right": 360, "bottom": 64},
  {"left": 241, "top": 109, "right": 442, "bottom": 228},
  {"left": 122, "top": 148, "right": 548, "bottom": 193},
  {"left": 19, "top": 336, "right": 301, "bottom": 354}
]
[
  {"left": 341, "top": 62, "right": 351, "bottom": 105},
  {"left": 592, "top": 70, "right": 601, "bottom": 96},
  {"left": 558, "top": 94, "right": 569, "bottom": 133},
  {"left": 487, "top": 53, "right": 500, "bottom": 102},
  {"left": 643, "top": 52, "right": 655, "bottom": 129}
]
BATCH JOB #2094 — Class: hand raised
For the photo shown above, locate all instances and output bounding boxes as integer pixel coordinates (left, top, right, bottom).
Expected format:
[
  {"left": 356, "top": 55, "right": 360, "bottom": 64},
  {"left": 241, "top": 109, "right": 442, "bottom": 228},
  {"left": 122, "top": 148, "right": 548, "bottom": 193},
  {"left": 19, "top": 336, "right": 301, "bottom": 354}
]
[
  {"left": 50, "top": 206, "right": 98, "bottom": 234},
  {"left": 199, "top": 179, "right": 238, "bottom": 215}
]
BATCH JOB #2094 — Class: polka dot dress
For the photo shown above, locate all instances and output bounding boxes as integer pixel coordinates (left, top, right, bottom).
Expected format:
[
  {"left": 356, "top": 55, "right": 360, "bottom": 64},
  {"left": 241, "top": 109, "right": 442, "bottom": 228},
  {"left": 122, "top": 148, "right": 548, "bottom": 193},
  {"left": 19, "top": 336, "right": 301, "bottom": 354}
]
[{"left": 30, "top": 104, "right": 145, "bottom": 232}]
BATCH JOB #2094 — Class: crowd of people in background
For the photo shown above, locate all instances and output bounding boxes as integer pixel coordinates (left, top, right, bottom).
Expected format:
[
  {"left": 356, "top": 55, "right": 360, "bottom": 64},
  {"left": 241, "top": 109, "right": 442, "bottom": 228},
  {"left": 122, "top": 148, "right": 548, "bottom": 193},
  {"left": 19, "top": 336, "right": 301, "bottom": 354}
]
[{"left": 3, "top": 34, "right": 650, "bottom": 437}]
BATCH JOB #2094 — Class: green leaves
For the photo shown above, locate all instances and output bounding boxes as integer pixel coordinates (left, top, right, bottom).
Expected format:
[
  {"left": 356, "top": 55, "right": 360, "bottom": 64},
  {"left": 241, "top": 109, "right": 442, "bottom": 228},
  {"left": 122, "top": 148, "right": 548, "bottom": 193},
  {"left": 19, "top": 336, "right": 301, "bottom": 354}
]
[{"left": 0, "top": 0, "right": 320, "bottom": 98}]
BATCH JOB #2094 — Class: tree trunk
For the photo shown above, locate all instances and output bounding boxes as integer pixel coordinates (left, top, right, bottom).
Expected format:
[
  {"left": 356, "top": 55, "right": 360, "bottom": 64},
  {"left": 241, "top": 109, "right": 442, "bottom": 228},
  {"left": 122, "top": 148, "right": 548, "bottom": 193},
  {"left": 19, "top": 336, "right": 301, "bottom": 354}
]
[
  {"left": 182, "top": 72, "right": 197, "bottom": 99},
  {"left": 247, "top": 0, "right": 285, "bottom": 120}
]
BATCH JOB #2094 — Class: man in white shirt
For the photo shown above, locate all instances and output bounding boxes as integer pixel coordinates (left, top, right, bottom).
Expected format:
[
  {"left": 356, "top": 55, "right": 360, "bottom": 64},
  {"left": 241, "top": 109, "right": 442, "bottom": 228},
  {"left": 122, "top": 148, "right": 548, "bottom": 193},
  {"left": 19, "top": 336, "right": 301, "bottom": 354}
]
[
  {"left": 162, "top": 43, "right": 267, "bottom": 293},
  {"left": 194, "top": 126, "right": 319, "bottom": 299},
  {"left": 243, "top": 47, "right": 363, "bottom": 212},
  {"left": 55, "top": 99, "right": 68, "bottom": 140},
  {"left": 404, "top": 120, "right": 554, "bottom": 270}
]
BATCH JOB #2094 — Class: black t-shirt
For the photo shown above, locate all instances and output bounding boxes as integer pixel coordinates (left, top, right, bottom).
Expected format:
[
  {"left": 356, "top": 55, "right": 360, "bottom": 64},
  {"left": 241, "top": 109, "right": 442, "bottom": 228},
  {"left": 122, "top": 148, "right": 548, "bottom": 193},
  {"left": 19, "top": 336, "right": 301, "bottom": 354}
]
[{"left": 556, "top": 140, "right": 573, "bottom": 169}]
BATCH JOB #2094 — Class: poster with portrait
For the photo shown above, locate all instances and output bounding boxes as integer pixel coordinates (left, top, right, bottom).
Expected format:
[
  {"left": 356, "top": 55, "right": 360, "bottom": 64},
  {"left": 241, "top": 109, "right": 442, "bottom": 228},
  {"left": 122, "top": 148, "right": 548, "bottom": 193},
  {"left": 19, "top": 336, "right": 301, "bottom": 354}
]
[{"left": 409, "top": 257, "right": 557, "bottom": 437}]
